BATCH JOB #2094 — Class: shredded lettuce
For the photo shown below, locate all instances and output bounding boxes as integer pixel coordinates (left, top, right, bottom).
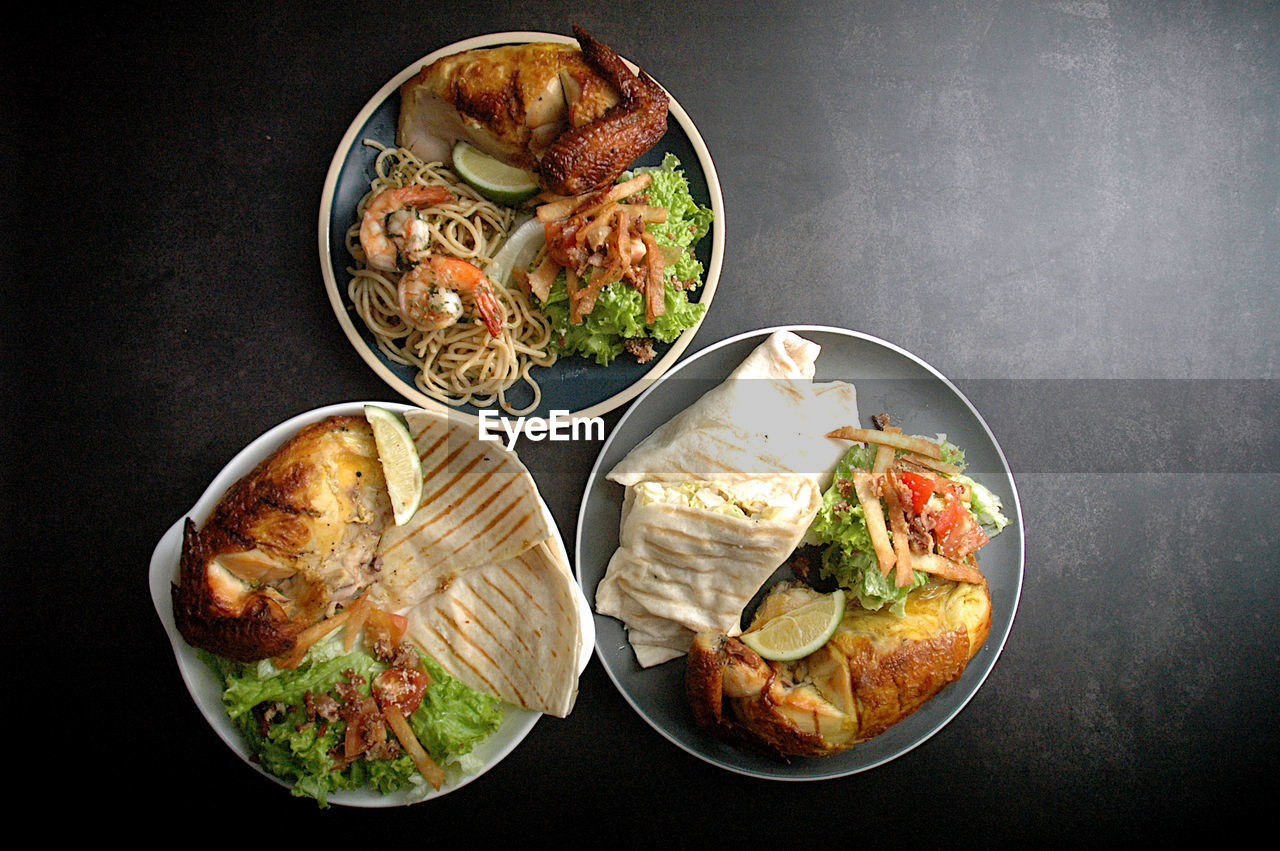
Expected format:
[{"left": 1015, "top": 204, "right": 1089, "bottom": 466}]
[
  {"left": 806, "top": 436, "right": 1008, "bottom": 615},
  {"left": 538, "top": 153, "right": 713, "bottom": 365},
  {"left": 202, "top": 633, "right": 503, "bottom": 808},
  {"left": 807, "top": 445, "right": 927, "bottom": 615}
]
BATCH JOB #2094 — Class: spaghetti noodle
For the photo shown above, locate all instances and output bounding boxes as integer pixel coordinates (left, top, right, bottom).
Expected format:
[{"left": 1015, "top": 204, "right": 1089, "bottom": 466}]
[{"left": 345, "top": 141, "right": 556, "bottom": 416}]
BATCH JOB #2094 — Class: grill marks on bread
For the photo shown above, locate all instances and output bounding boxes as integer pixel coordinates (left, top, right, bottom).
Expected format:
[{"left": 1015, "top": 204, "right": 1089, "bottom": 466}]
[
  {"left": 373, "top": 410, "right": 552, "bottom": 607},
  {"left": 407, "top": 546, "right": 581, "bottom": 717}
]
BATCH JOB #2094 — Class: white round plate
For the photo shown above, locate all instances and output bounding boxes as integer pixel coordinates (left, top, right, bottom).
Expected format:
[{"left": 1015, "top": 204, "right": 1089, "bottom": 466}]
[
  {"left": 149, "top": 401, "right": 593, "bottom": 806},
  {"left": 575, "top": 325, "right": 1024, "bottom": 780},
  {"left": 318, "top": 31, "right": 725, "bottom": 425}
]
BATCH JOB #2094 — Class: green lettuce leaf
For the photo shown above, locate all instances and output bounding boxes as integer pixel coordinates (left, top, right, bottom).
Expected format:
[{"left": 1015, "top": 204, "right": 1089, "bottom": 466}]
[
  {"left": 806, "top": 435, "right": 1010, "bottom": 614},
  {"left": 203, "top": 634, "right": 503, "bottom": 808},
  {"left": 538, "top": 154, "right": 713, "bottom": 365},
  {"left": 807, "top": 445, "right": 928, "bottom": 615}
]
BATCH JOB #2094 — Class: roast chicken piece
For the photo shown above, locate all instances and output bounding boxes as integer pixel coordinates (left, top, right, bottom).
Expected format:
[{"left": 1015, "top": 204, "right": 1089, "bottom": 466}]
[
  {"left": 172, "top": 416, "right": 391, "bottom": 662},
  {"left": 686, "top": 580, "right": 992, "bottom": 759},
  {"left": 397, "top": 26, "right": 667, "bottom": 195},
  {"left": 537, "top": 26, "right": 669, "bottom": 195}
]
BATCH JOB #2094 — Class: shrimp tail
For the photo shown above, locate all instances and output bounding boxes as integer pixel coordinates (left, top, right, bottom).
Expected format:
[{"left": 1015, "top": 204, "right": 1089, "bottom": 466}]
[{"left": 474, "top": 281, "right": 505, "bottom": 337}]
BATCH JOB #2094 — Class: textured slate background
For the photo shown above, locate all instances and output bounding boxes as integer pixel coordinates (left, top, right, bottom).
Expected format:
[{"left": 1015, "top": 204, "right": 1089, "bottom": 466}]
[{"left": 6, "top": 0, "right": 1275, "bottom": 841}]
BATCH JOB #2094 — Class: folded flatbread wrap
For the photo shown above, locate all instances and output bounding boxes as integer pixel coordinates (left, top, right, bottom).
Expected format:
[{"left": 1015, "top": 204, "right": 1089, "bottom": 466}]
[
  {"left": 405, "top": 538, "right": 582, "bottom": 718},
  {"left": 606, "top": 330, "right": 858, "bottom": 490},
  {"left": 596, "top": 476, "right": 823, "bottom": 666},
  {"left": 373, "top": 408, "right": 553, "bottom": 609},
  {"left": 596, "top": 330, "right": 860, "bottom": 667}
]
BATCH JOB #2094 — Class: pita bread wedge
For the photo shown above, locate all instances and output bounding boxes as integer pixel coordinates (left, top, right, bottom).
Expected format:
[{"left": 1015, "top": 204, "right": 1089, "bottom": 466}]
[
  {"left": 606, "top": 330, "right": 858, "bottom": 491},
  {"left": 405, "top": 539, "right": 582, "bottom": 717},
  {"left": 373, "top": 408, "right": 553, "bottom": 609}
]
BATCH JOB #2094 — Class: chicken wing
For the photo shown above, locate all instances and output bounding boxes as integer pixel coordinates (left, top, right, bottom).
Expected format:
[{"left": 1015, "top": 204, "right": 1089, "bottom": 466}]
[{"left": 537, "top": 26, "right": 669, "bottom": 196}]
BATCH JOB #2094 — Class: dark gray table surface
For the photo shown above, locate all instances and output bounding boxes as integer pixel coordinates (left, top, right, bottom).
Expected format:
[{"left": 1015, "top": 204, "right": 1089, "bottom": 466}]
[{"left": 7, "top": 1, "right": 1276, "bottom": 841}]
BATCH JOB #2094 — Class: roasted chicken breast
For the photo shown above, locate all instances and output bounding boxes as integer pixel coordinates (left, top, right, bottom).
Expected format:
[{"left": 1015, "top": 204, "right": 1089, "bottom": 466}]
[
  {"left": 686, "top": 579, "right": 992, "bottom": 758},
  {"left": 398, "top": 41, "right": 618, "bottom": 171},
  {"left": 397, "top": 27, "right": 667, "bottom": 195},
  {"left": 172, "top": 416, "right": 391, "bottom": 662}
]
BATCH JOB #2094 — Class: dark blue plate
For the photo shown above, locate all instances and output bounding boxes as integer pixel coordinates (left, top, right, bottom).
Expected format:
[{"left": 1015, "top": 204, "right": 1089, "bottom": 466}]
[{"left": 319, "top": 32, "right": 724, "bottom": 423}]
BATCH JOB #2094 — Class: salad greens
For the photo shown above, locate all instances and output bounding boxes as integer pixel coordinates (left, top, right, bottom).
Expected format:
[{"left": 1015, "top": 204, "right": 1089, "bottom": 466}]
[
  {"left": 538, "top": 153, "right": 714, "bottom": 364},
  {"left": 201, "top": 631, "right": 503, "bottom": 808},
  {"left": 806, "top": 436, "right": 1010, "bottom": 616}
]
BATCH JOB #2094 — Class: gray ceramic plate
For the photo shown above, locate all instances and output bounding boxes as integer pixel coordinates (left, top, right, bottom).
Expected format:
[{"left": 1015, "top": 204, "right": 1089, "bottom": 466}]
[{"left": 575, "top": 325, "right": 1024, "bottom": 779}]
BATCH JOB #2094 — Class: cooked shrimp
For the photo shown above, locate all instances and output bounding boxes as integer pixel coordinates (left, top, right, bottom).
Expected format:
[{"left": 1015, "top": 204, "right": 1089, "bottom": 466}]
[
  {"left": 359, "top": 185, "right": 455, "bottom": 272},
  {"left": 398, "top": 256, "right": 505, "bottom": 338}
]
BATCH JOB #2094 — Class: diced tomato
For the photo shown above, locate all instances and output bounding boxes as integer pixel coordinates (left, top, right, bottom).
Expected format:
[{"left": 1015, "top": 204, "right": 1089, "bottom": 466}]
[
  {"left": 898, "top": 471, "right": 935, "bottom": 515},
  {"left": 372, "top": 667, "right": 430, "bottom": 717},
  {"left": 542, "top": 219, "right": 579, "bottom": 267},
  {"left": 933, "top": 492, "right": 989, "bottom": 561},
  {"left": 364, "top": 607, "right": 409, "bottom": 647}
]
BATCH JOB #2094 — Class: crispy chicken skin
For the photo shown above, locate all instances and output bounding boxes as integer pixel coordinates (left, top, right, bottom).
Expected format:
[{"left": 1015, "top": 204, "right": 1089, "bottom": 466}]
[
  {"left": 396, "top": 27, "right": 667, "bottom": 195},
  {"left": 537, "top": 26, "right": 669, "bottom": 195},
  {"left": 398, "top": 41, "right": 620, "bottom": 172},
  {"left": 172, "top": 416, "right": 391, "bottom": 662},
  {"left": 685, "top": 580, "right": 992, "bottom": 759}
]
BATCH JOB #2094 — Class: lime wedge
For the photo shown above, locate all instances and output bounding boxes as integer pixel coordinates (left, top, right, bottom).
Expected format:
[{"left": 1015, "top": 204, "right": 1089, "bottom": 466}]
[
  {"left": 741, "top": 589, "right": 846, "bottom": 661},
  {"left": 452, "top": 141, "right": 541, "bottom": 204},
  {"left": 364, "top": 405, "right": 423, "bottom": 526}
]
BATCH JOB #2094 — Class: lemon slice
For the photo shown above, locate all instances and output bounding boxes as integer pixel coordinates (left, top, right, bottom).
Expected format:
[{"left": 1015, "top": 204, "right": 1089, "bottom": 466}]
[
  {"left": 364, "top": 405, "right": 423, "bottom": 526},
  {"left": 486, "top": 216, "right": 547, "bottom": 288},
  {"left": 740, "top": 589, "right": 846, "bottom": 661},
  {"left": 452, "top": 141, "right": 541, "bottom": 204}
]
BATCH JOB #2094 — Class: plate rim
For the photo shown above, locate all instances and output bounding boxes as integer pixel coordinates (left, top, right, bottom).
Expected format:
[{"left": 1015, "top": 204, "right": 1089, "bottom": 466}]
[
  {"left": 573, "top": 323, "right": 1026, "bottom": 780},
  {"left": 317, "top": 31, "right": 726, "bottom": 426},
  {"left": 149, "top": 399, "right": 593, "bottom": 807}
]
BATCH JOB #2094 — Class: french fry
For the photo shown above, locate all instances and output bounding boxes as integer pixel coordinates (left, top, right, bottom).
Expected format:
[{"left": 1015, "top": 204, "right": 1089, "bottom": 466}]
[
  {"left": 343, "top": 593, "right": 372, "bottom": 653},
  {"left": 578, "top": 203, "right": 620, "bottom": 249},
  {"left": 851, "top": 471, "right": 896, "bottom": 576},
  {"left": 273, "top": 606, "right": 353, "bottom": 670},
  {"left": 572, "top": 267, "right": 609, "bottom": 322},
  {"left": 625, "top": 204, "right": 668, "bottom": 223},
  {"left": 911, "top": 552, "right": 985, "bottom": 585},
  {"left": 871, "top": 426, "right": 900, "bottom": 474},
  {"left": 536, "top": 172, "right": 652, "bottom": 221},
  {"left": 897, "top": 452, "right": 962, "bottom": 478},
  {"left": 564, "top": 266, "right": 581, "bottom": 322},
  {"left": 382, "top": 705, "right": 445, "bottom": 790},
  {"left": 826, "top": 426, "right": 943, "bottom": 460},
  {"left": 642, "top": 231, "right": 665, "bottom": 323}
]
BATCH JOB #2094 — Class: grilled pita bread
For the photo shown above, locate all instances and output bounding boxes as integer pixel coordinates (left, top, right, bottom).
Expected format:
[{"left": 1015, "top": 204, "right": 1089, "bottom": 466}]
[
  {"left": 405, "top": 539, "right": 582, "bottom": 717},
  {"left": 596, "top": 476, "right": 822, "bottom": 666},
  {"left": 372, "top": 408, "right": 553, "bottom": 609},
  {"left": 606, "top": 330, "right": 858, "bottom": 491},
  {"left": 595, "top": 331, "right": 860, "bottom": 667}
]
